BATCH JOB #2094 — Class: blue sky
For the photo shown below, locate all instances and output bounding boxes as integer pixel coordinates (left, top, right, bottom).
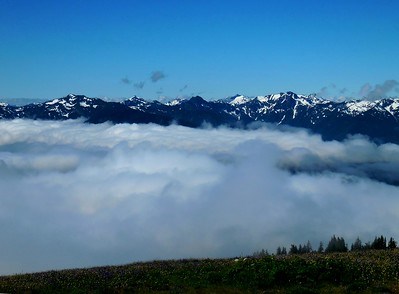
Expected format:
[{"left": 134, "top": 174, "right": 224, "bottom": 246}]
[{"left": 1, "top": 0, "right": 398, "bottom": 101}]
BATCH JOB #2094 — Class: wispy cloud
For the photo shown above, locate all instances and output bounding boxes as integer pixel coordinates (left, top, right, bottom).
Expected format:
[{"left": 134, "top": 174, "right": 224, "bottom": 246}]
[
  {"left": 316, "top": 84, "right": 348, "bottom": 101},
  {"left": 121, "top": 76, "right": 132, "bottom": 85},
  {"left": 0, "top": 120, "right": 399, "bottom": 274},
  {"left": 134, "top": 81, "right": 145, "bottom": 90},
  {"left": 367, "top": 80, "right": 399, "bottom": 100},
  {"left": 317, "top": 86, "right": 329, "bottom": 97},
  {"left": 314, "top": 81, "right": 399, "bottom": 101},
  {"left": 359, "top": 80, "right": 399, "bottom": 100},
  {"left": 359, "top": 83, "right": 372, "bottom": 97},
  {"left": 151, "top": 70, "right": 166, "bottom": 83},
  {"left": 179, "top": 84, "right": 188, "bottom": 92}
]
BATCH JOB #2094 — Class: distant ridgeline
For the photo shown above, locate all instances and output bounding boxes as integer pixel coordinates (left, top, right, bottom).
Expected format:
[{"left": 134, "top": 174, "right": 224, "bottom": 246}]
[{"left": 1, "top": 92, "right": 399, "bottom": 144}]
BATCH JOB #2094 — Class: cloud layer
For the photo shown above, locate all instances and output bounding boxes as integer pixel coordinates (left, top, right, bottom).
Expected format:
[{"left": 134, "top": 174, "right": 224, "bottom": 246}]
[{"left": 0, "top": 120, "right": 399, "bottom": 275}]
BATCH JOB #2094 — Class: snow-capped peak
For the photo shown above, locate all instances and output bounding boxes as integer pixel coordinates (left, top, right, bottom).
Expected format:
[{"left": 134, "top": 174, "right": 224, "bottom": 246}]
[
  {"left": 45, "top": 99, "right": 60, "bottom": 105},
  {"left": 229, "top": 95, "right": 249, "bottom": 105},
  {"left": 126, "top": 95, "right": 145, "bottom": 102},
  {"left": 388, "top": 100, "right": 399, "bottom": 111},
  {"left": 256, "top": 92, "right": 298, "bottom": 103},
  {"left": 166, "top": 98, "right": 183, "bottom": 106},
  {"left": 269, "top": 93, "right": 282, "bottom": 101},
  {"left": 345, "top": 100, "right": 375, "bottom": 114}
]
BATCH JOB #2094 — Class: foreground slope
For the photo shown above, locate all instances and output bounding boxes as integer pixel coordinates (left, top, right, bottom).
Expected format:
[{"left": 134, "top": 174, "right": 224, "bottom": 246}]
[{"left": 1, "top": 250, "right": 399, "bottom": 293}]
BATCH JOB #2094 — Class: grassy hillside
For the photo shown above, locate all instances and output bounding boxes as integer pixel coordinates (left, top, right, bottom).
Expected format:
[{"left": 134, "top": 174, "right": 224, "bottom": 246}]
[{"left": 1, "top": 250, "right": 399, "bottom": 293}]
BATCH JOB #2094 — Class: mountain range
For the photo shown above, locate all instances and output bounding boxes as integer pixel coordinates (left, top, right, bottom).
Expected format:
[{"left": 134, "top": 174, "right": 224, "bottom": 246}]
[{"left": 1, "top": 92, "right": 399, "bottom": 144}]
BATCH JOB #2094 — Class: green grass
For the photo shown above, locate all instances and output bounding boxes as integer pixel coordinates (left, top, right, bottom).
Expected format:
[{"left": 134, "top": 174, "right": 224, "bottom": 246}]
[{"left": 1, "top": 250, "right": 399, "bottom": 293}]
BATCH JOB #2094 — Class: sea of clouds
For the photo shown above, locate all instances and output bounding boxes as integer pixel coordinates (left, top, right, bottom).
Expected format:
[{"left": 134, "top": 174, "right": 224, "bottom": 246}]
[{"left": 1, "top": 119, "right": 399, "bottom": 274}]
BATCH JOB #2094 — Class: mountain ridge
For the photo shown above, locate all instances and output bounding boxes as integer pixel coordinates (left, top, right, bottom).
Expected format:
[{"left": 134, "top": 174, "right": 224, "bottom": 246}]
[{"left": 1, "top": 92, "right": 399, "bottom": 144}]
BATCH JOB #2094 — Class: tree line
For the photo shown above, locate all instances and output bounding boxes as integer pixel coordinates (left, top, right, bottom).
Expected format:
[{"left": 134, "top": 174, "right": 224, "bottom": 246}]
[{"left": 253, "top": 235, "right": 397, "bottom": 257}]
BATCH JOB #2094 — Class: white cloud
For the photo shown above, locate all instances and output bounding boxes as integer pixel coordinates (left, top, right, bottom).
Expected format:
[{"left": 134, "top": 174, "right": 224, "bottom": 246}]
[{"left": 0, "top": 119, "right": 398, "bottom": 274}]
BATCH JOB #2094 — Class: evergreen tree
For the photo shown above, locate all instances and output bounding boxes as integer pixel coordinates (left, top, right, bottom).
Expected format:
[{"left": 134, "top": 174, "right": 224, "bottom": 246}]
[
  {"left": 289, "top": 244, "right": 298, "bottom": 255},
  {"left": 337, "top": 237, "right": 348, "bottom": 252},
  {"left": 281, "top": 247, "right": 287, "bottom": 255},
  {"left": 351, "top": 237, "right": 362, "bottom": 251},
  {"left": 371, "top": 235, "right": 386, "bottom": 250},
  {"left": 325, "top": 235, "right": 348, "bottom": 253},
  {"left": 276, "top": 246, "right": 282, "bottom": 255},
  {"left": 317, "top": 241, "right": 324, "bottom": 253},
  {"left": 253, "top": 248, "right": 269, "bottom": 258},
  {"left": 305, "top": 240, "right": 313, "bottom": 253},
  {"left": 363, "top": 242, "right": 371, "bottom": 250},
  {"left": 388, "top": 237, "right": 397, "bottom": 249}
]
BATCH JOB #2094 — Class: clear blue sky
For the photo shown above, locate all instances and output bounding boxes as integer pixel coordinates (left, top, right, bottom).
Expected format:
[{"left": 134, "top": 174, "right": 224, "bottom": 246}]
[{"left": 1, "top": 0, "right": 398, "bottom": 101}]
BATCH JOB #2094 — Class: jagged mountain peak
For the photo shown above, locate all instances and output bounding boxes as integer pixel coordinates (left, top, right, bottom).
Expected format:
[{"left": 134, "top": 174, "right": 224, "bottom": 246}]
[
  {"left": 228, "top": 95, "right": 249, "bottom": 105},
  {"left": 65, "top": 93, "right": 89, "bottom": 100},
  {"left": 189, "top": 95, "right": 206, "bottom": 101},
  {"left": 166, "top": 98, "right": 183, "bottom": 106},
  {"left": 126, "top": 95, "right": 145, "bottom": 101},
  {"left": 186, "top": 96, "right": 207, "bottom": 105},
  {"left": 64, "top": 94, "right": 96, "bottom": 102}
]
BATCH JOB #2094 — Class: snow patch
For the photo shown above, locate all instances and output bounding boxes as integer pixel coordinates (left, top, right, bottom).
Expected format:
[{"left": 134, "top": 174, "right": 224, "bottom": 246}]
[
  {"left": 167, "top": 99, "right": 182, "bottom": 106},
  {"left": 230, "top": 95, "right": 249, "bottom": 105},
  {"left": 345, "top": 101, "right": 374, "bottom": 114},
  {"left": 256, "top": 96, "right": 268, "bottom": 102},
  {"left": 80, "top": 101, "right": 90, "bottom": 108},
  {"left": 296, "top": 97, "right": 312, "bottom": 107},
  {"left": 389, "top": 101, "right": 399, "bottom": 111},
  {"left": 45, "top": 99, "right": 60, "bottom": 105},
  {"left": 270, "top": 93, "right": 282, "bottom": 101}
]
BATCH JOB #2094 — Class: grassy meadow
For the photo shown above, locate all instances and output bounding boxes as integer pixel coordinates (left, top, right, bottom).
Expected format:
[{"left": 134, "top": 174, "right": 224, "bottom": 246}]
[{"left": 1, "top": 249, "right": 399, "bottom": 293}]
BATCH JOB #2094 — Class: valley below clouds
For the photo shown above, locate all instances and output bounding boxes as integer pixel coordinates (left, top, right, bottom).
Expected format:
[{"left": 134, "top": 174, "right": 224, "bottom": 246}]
[{"left": 1, "top": 119, "right": 399, "bottom": 275}]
